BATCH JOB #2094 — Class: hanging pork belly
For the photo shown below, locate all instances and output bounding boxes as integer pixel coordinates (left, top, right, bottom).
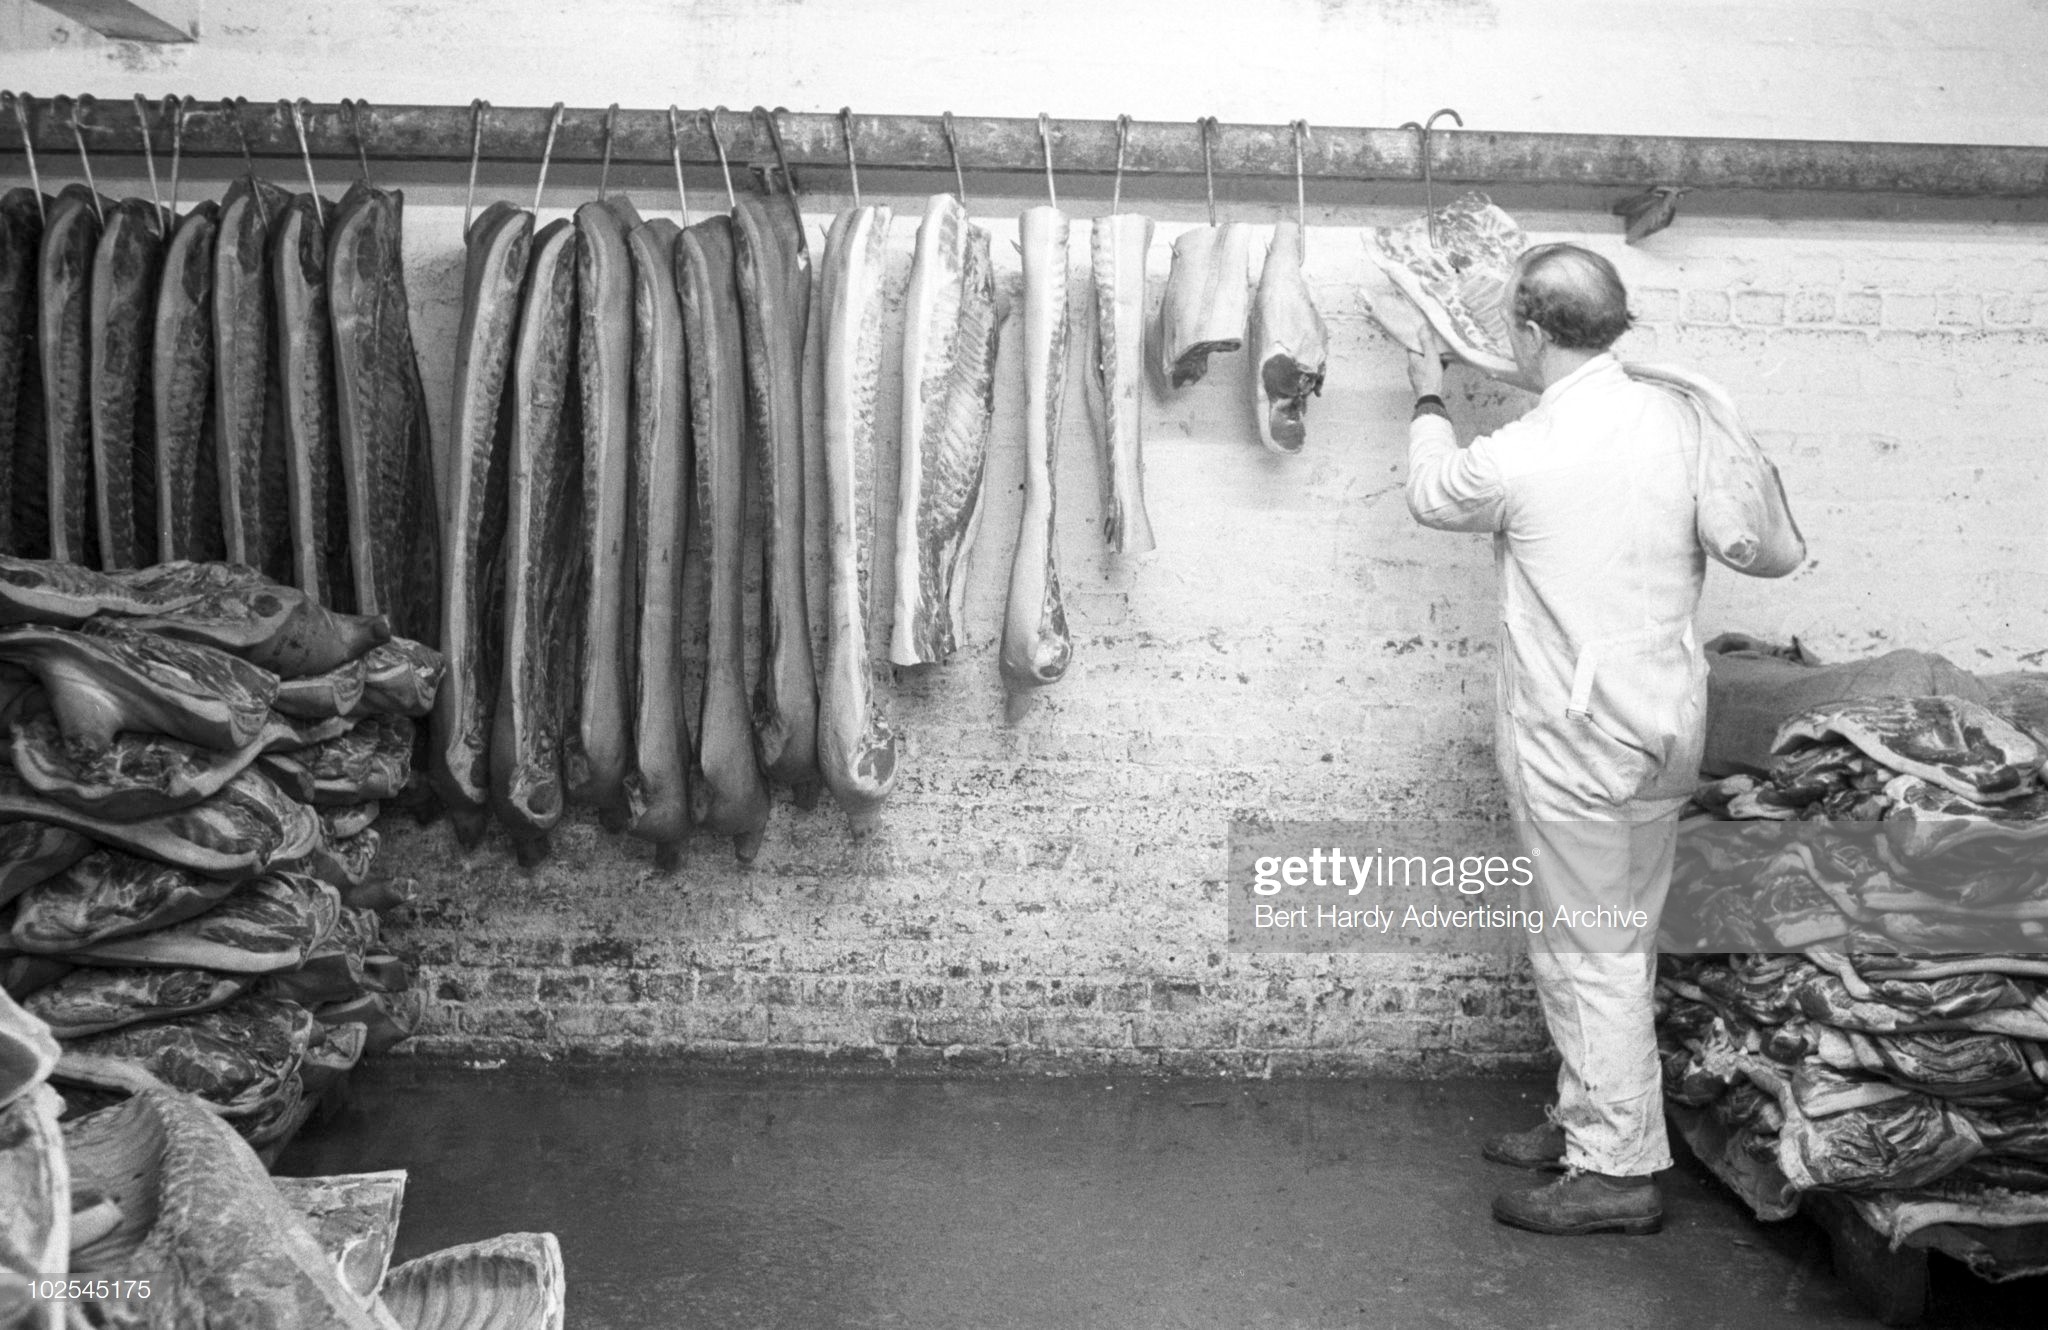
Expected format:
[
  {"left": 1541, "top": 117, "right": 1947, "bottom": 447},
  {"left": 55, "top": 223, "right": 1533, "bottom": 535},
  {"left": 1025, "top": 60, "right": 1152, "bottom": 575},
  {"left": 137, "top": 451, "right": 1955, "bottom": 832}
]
[
  {"left": 680, "top": 213, "right": 770, "bottom": 860},
  {"left": 999, "top": 205, "right": 1074, "bottom": 719},
  {"left": 1248, "top": 219, "right": 1327, "bottom": 455},
  {"left": 566, "top": 197, "right": 639, "bottom": 827},
  {"left": 429, "top": 201, "right": 532, "bottom": 847},
  {"left": 1083, "top": 212, "right": 1154, "bottom": 553},
  {"left": 733, "top": 194, "right": 820, "bottom": 796},
  {"left": 1157, "top": 221, "right": 1248, "bottom": 389},
  {"left": 271, "top": 194, "right": 348, "bottom": 605},
  {"left": 889, "top": 194, "right": 999, "bottom": 667},
  {"left": 330, "top": 179, "right": 439, "bottom": 645},
  {"left": 815, "top": 205, "right": 899, "bottom": 829},
  {"left": 0, "top": 188, "right": 45, "bottom": 556},
  {"left": 800, "top": 215, "right": 833, "bottom": 731},
  {"left": 154, "top": 200, "right": 223, "bottom": 564},
  {"left": 40, "top": 183, "right": 103, "bottom": 567},
  {"left": 621, "top": 217, "right": 693, "bottom": 859},
  {"left": 489, "top": 217, "right": 584, "bottom": 864},
  {"left": 88, "top": 197, "right": 164, "bottom": 570},
  {"left": 212, "top": 175, "right": 293, "bottom": 583}
]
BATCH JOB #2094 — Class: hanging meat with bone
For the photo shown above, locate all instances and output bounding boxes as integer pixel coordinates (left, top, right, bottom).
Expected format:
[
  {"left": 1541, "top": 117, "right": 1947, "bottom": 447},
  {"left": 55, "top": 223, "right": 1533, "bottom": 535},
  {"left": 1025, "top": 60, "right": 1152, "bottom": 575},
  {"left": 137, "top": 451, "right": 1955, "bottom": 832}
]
[
  {"left": 680, "top": 212, "right": 770, "bottom": 859},
  {"left": 430, "top": 201, "right": 531, "bottom": 847},
  {"left": 1000, "top": 204, "right": 1074, "bottom": 719},
  {"left": 815, "top": 204, "right": 900, "bottom": 829},
  {"left": 890, "top": 193, "right": 1000, "bottom": 665},
  {"left": 1082, "top": 211, "right": 1154, "bottom": 552},
  {"left": 1248, "top": 218, "right": 1327, "bottom": 455}
]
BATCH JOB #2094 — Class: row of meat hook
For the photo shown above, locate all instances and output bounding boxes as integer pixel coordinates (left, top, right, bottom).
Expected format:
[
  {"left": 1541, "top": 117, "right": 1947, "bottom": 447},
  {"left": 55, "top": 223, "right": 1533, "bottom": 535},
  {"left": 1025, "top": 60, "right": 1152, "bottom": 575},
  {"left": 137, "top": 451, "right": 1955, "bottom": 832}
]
[
  {"left": 759, "top": 105, "right": 807, "bottom": 258},
  {"left": 1398, "top": 107, "right": 1462, "bottom": 248},
  {"left": 1038, "top": 112, "right": 1056, "bottom": 209}
]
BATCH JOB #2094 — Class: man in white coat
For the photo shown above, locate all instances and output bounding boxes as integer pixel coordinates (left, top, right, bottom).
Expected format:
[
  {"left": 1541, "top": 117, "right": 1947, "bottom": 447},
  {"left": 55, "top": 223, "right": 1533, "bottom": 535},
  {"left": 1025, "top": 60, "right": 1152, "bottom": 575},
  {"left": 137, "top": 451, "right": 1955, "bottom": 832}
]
[{"left": 1405, "top": 243, "right": 1708, "bottom": 1236}]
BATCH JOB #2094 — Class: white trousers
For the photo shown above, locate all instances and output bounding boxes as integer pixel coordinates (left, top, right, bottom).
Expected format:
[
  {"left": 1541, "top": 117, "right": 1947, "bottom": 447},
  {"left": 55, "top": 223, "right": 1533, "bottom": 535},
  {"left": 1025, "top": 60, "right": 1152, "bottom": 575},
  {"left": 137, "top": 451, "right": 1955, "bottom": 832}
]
[{"left": 1515, "top": 811, "right": 1681, "bottom": 1177}]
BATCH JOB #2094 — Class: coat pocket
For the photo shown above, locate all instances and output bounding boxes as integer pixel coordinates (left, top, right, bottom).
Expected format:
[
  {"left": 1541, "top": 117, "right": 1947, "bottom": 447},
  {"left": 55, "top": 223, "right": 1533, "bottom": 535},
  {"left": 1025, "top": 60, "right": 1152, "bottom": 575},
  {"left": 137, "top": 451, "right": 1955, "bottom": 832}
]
[{"left": 1565, "top": 626, "right": 1705, "bottom": 806}]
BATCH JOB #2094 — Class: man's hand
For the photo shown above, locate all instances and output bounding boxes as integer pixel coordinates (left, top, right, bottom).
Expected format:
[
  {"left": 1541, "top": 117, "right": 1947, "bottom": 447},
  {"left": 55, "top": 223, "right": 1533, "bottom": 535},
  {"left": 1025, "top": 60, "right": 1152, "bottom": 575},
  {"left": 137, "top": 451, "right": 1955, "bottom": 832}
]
[{"left": 1407, "top": 322, "right": 1449, "bottom": 399}]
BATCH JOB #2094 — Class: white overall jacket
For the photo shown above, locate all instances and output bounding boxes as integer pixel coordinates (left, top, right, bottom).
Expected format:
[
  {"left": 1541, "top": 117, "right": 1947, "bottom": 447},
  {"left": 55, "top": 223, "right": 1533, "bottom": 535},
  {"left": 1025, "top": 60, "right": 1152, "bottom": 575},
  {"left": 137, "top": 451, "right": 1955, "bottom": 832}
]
[{"left": 1407, "top": 353, "right": 1709, "bottom": 822}]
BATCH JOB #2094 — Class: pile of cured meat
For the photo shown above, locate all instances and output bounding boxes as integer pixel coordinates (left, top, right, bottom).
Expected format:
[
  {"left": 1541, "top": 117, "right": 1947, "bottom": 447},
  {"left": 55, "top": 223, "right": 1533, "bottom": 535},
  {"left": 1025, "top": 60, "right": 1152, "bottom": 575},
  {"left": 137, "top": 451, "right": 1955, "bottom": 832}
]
[
  {"left": 0, "top": 555, "right": 437, "bottom": 1154},
  {"left": 6, "top": 988, "right": 564, "bottom": 1328},
  {"left": 1656, "top": 691, "right": 2048, "bottom": 1216}
]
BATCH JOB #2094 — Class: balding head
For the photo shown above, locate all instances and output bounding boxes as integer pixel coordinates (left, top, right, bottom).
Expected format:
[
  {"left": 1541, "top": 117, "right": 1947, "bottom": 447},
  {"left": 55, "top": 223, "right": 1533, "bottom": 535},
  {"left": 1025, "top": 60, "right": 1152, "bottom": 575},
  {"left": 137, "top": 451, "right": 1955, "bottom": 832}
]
[{"left": 1510, "top": 243, "right": 1633, "bottom": 352}]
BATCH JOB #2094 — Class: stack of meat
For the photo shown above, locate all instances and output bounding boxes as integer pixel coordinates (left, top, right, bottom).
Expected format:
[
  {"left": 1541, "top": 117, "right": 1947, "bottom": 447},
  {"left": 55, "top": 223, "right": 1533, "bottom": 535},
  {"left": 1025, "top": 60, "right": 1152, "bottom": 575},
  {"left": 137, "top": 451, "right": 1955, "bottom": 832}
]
[
  {"left": 0, "top": 554, "right": 437, "bottom": 1154},
  {"left": 1657, "top": 692, "right": 2048, "bottom": 1210}
]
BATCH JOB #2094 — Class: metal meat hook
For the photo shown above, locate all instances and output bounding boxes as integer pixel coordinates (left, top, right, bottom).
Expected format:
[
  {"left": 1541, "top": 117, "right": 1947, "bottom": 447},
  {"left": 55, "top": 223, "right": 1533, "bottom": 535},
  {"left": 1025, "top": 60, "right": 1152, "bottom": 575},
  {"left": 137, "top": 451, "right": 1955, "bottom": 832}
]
[{"left": 1401, "top": 107, "right": 1464, "bottom": 249}]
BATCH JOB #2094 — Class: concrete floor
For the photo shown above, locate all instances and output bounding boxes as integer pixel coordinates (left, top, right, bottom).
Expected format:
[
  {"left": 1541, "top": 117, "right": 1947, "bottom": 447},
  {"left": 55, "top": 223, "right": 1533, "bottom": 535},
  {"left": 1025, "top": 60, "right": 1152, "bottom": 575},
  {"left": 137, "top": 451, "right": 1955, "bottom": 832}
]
[{"left": 278, "top": 1063, "right": 2046, "bottom": 1329}]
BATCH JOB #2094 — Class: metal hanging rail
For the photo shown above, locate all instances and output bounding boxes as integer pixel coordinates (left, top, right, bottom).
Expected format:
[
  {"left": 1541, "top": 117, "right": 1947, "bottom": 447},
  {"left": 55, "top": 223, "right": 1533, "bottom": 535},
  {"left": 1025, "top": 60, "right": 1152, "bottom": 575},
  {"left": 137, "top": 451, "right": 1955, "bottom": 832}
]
[{"left": 6, "top": 96, "right": 2048, "bottom": 199}]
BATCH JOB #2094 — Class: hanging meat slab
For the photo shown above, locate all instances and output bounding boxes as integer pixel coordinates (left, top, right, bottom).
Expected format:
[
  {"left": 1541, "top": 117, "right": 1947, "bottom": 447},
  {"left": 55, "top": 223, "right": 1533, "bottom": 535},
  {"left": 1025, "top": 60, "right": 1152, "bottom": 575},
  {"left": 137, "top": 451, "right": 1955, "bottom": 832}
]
[
  {"left": 430, "top": 201, "right": 532, "bottom": 847},
  {"left": 622, "top": 217, "right": 693, "bottom": 857},
  {"left": 9, "top": 708, "right": 269, "bottom": 819},
  {"left": 490, "top": 217, "right": 584, "bottom": 863},
  {"left": 1, "top": 188, "right": 45, "bottom": 556},
  {"left": 11, "top": 848, "right": 240, "bottom": 953},
  {"left": 0, "top": 556, "right": 387, "bottom": 678},
  {"left": 1082, "top": 212, "right": 1155, "bottom": 553},
  {"left": 330, "top": 180, "right": 439, "bottom": 645},
  {"left": 801, "top": 214, "right": 834, "bottom": 744},
  {"left": 563, "top": 198, "right": 637, "bottom": 828},
  {"left": 1157, "top": 221, "right": 1248, "bottom": 388},
  {"left": 0, "top": 820, "right": 92, "bottom": 909},
  {"left": 0, "top": 619, "right": 276, "bottom": 751},
  {"left": 88, "top": 197, "right": 165, "bottom": 570},
  {"left": 734, "top": 194, "right": 820, "bottom": 796},
  {"left": 680, "top": 213, "right": 770, "bottom": 859},
  {"left": 816, "top": 205, "right": 899, "bottom": 829},
  {"left": 1000, "top": 204, "right": 1074, "bottom": 719},
  {"left": 40, "top": 182, "right": 103, "bottom": 566},
  {"left": 213, "top": 175, "right": 295, "bottom": 583},
  {"left": 1366, "top": 192, "right": 1526, "bottom": 376},
  {"left": 272, "top": 194, "right": 349, "bottom": 607},
  {"left": 889, "top": 194, "right": 1000, "bottom": 666},
  {"left": 155, "top": 200, "right": 224, "bottom": 564},
  {"left": 24, "top": 967, "right": 247, "bottom": 1040},
  {"left": 1248, "top": 219, "right": 1328, "bottom": 456}
]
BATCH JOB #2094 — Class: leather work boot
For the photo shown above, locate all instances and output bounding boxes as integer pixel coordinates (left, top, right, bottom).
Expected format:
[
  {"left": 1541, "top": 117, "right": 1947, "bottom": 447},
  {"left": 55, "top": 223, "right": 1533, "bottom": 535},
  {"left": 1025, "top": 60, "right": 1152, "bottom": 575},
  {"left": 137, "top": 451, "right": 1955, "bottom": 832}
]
[
  {"left": 1481, "top": 1119, "right": 1566, "bottom": 1171},
  {"left": 1492, "top": 1170, "right": 1664, "bottom": 1236}
]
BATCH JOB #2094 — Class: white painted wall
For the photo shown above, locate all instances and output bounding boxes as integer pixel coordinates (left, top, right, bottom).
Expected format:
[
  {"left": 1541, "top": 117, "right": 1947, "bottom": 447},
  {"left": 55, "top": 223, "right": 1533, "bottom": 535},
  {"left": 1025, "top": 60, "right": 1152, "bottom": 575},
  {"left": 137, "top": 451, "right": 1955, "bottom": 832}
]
[{"left": 5, "top": 0, "right": 2048, "bottom": 143}]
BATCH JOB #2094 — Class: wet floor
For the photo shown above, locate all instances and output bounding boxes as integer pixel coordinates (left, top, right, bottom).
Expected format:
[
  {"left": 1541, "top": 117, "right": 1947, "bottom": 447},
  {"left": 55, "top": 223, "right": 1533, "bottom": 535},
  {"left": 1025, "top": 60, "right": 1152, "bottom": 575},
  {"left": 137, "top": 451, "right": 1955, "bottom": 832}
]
[{"left": 278, "top": 1062, "right": 2044, "bottom": 1329}]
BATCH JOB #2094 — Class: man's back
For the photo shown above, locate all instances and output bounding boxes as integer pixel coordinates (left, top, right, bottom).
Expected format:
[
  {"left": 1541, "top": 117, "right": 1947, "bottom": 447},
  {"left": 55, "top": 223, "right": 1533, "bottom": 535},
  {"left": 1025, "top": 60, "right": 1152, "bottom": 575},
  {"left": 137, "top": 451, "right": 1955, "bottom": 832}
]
[{"left": 1490, "top": 355, "right": 1705, "bottom": 660}]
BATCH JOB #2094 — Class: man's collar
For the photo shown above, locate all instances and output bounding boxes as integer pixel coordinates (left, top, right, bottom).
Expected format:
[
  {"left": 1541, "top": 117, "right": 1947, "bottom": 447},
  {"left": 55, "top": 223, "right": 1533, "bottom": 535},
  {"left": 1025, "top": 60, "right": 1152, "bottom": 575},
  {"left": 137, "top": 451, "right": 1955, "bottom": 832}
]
[{"left": 1538, "top": 352, "right": 1621, "bottom": 406}]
